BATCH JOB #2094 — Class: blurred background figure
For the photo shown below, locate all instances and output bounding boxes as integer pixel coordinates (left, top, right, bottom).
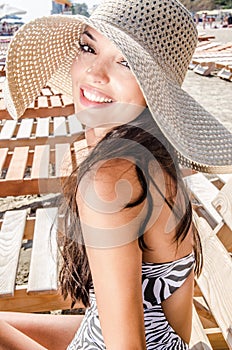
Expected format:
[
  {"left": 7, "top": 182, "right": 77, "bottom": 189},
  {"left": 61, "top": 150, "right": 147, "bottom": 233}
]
[
  {"left": 0, "top": 4, "right": 26, "bottom": 35},
  {"left": 51, "top": 0, "right": 72, "bottom": 15},
  {"left": 202, "top": 12, "right": 207, "bottom": 29},
  {"left": 228, "top": 13, "right": 232, "bottom": 27},
  {"left": 194, "top": 13, "right": 199, "bottom": 26}
]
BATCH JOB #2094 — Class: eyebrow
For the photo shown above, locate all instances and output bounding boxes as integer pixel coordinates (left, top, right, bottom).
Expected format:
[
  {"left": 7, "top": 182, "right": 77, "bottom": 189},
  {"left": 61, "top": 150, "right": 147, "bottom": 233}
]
[{"left": 82, "top": 30, "right": 97, "bottom": 42}]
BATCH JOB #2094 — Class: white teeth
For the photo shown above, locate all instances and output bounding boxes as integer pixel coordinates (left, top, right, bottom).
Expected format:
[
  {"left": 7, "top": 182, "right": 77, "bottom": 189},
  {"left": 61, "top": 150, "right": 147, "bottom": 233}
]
[{"left": 83, "top": 90, "right": 112, "bottom": 103}]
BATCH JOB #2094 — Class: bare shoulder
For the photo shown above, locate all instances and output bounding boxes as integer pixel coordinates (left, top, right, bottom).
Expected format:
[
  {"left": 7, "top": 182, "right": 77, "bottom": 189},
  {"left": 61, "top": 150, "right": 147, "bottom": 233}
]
[
  {"left": 80, "top": 157, "right": 144, "bottom": 206},
  {"left": 76, "top": 157, "right": 148, "bottom": 247}
]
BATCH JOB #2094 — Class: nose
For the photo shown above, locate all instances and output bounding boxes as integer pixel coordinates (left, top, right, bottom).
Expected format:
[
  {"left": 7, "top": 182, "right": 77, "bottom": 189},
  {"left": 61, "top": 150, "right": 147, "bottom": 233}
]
[{"left": 85, "top": 61, "right": 110, "bottom": 85}]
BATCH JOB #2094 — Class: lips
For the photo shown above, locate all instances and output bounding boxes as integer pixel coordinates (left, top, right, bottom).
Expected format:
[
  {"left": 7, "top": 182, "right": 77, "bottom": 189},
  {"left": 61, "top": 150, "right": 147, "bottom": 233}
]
[{"left": 80, "top": 86, "right": 114, "bottom": 107}]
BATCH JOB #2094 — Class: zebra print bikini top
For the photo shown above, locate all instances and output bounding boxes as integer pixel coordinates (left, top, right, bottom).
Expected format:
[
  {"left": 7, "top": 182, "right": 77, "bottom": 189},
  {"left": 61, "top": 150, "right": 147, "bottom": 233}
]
[{"left": 142, "top": 252, "right": 195, "bottom": 308}]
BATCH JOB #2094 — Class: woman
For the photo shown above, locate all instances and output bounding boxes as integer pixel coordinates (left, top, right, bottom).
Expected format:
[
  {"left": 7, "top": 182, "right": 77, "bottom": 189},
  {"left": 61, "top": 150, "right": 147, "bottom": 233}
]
[{"left": 1, "top": 0, "right": 232, "bottom": 349}]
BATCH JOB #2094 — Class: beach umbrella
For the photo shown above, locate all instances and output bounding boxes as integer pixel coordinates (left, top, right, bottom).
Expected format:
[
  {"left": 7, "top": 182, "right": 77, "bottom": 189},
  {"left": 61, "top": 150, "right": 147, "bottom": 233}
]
[
  {"left": 1, "top": 14, "right": 22, "bottom": 20},
  {"left": 0, "top": 4, "right": 27, "bottom": 19},
  {"left": 1, "top": 18, "right": 23, "bottom": 24}
]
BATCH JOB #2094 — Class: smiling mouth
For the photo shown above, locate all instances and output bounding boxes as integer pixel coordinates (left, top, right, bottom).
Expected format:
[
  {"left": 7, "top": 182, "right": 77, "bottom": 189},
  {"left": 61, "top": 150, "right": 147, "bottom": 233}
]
[{"left": 82, "top": 89, "right": 113, "bottom": 103}]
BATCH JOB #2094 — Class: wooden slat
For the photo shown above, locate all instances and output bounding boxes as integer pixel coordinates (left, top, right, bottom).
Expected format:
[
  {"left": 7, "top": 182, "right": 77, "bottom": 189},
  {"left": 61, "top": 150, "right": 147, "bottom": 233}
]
[
  {"left": 0, "top": 147, "right": 8, "bottom": 172},
  {"left": 212, "top": 176, "right": 232, "bottom": 231},
  {"left": 36, "top": 117, "right": 50, "bottom": 137},
  {"left": 198, "top": 35, "right": 215, "bottom": 42},
  {"left": 74, "top": 139, "right": 89, "bottom": 167},
  {"left": 16, "top": 119, "right": 34, "bottom": 139},
  {"left": 194, "top": 42, "right": 222, "bottom": 52},
  {"left": 0, "top": 139, "right": 85, "bottom": 196},
  {"left": 0, "top": 210, "right": 27, "bottom": 297},
  {"left": 0, "top": 206, "right": 84, "bottom": 312},
  {"left": 0, "top": 103, "right": 74, "bottom": 120},
  {"left": 0, "top": 120, "right": 17, "bottom": 140},
  {"left": 0, "top": 64, "right": 5, "bottom": 77},
  {"left": 27, "top": 208, "right": 58, "bottom": 294},
  {"left": 31, "top": 145, "right": 50, "bottom": 179},
  {"left": 41, "top": 88, "right": 52, "bottom": 96},
  {"left": 55, "top": 143, "right": 72, "bottom": 177},
  {"left": 68, "top": 114, "right": 83, "bottom": 135},
  {"left": 6, "top": 146, "right": 29, "bottom": 181},
  {"left": 0, "top": 96, "right": 5, "bottom": 112},
  {"left": 205, "top": 328, "right": 229, "bottom": 350},
  {"left": 194, "top": 296, "right": 218, "bottom": 329},
  {"left": 194, "top": 214, "right": 232, "bottom": 349},
  {"left": 184, "top": 173, "right": 222, "bottom": 225},
  {"left": 0, "top": 116, "right": 84, "bottom": 150},
  {"left": 190, "top": 306, "right": 213, "bottom": 349},
  {"left": 0, "top": 286, "right": 75, "bottom": 313},
  {"left": 217, "top": 173, "right": 232, "bottom": 184},
  {"left": 217, "top": 68, "right": 232, "bottom": 81},
  {"left": 0, "top": 144, "right": 71, "bottom": 196},
  {"left": 61, "top": 94, "right": 73, "bottom": 106},
  {"left": 53, "top": 116, "right": 67, "bottom": 136},
  {"left": 37, "top": 95, "right": 49, "bottom": 108},
  {"left": 216, "top": 223, "right": 232, "bottom": 253},
  {"left": 50, "top": 95, "right": 62, "bottom": 108}
]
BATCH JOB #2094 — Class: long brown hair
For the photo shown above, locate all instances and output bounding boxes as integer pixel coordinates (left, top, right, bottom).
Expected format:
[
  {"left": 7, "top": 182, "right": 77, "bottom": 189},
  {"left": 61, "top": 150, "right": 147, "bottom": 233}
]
[{"left": 58, "top": 108, "right": 202, "bottom": 308}]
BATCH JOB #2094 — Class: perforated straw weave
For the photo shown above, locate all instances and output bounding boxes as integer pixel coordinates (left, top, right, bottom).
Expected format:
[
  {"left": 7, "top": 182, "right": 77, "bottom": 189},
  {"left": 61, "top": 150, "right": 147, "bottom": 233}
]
[{"left": 4, "top": 0, "right": 232, "bottom": 173}]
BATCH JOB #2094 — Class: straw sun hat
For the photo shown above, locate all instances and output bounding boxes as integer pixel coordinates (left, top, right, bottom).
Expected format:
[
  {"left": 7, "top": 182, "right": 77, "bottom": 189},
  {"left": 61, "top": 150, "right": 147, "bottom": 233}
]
[{"left": 3, "top": 0, "right": 232, "bottom": 173}]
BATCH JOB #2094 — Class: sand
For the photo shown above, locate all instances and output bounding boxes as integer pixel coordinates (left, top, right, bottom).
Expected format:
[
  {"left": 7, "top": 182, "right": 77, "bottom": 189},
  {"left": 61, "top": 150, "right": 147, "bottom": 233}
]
[
  {"left": 183, "top": 25, "right": 232, "bottom": 131},
  {"left": 197, "top": 25, "right": 232, "bottom": 44},
  {"left": 183, "top": 70, "right": 232, "bottom": 132}
]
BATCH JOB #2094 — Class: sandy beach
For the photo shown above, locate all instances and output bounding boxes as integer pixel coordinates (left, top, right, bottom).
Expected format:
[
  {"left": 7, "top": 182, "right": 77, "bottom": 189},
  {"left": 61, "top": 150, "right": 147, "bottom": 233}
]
[
  {"left": 183, "top": 25, "right": 232, "bottom": 132},
  {"left": 183, "top": 69, "right": 232, "bottom": 132}
]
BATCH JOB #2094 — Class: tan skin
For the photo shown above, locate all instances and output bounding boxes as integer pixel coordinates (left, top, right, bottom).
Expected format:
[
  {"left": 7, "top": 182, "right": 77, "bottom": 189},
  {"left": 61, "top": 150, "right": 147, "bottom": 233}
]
[{"left": 0, "top": 27, "right": 194, "bottom": 350}]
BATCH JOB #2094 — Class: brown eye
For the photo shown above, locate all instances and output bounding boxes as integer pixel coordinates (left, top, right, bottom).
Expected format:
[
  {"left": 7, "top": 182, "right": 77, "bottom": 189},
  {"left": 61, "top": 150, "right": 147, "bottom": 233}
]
[
  {"left": 80, "top": 43, "right": 95, "bottom": 54},
  {"left": 120, "top": 60, "right": 130, "bottom": 69}
]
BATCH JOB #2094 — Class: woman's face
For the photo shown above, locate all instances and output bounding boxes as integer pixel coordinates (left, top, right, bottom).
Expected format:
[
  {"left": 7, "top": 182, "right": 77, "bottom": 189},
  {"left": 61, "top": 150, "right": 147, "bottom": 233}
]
[{"left": 71, "top": 27, "right": 146, "bottom": 130}]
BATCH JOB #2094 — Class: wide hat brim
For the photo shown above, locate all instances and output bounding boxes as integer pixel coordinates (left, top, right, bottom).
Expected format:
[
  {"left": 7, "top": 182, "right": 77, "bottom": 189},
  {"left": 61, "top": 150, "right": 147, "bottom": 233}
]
[{"left": 4, "top": 15, "right": 232, "bottom": 174}]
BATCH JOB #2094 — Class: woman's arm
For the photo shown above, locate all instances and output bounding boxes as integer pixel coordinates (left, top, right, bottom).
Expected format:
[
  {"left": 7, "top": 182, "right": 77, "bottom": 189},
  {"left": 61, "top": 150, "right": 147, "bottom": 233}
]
[
  {"left": 0, "top": 320, "right": 47, "bottom": 350},
  {"left": 77, "top": 158, "right": 147, "bottom": 350},
  {"left": 0, "top": 313, "right": 83, "bottom": 350}
]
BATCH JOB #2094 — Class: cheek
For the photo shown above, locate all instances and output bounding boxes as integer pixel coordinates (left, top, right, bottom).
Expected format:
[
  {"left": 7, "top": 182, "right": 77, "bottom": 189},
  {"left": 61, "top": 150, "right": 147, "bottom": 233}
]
[
  {"left": 137, "top": 91, "right": 146, "bottom": 107},
  {"left": 71, "top": 59, "right": 84, "bottom": 83},
  {"left": 116, "top": 74, "right": 146, "bottom": 107},
  {"left": 125, "top": 82, "right": 146, "bottom": 106}
]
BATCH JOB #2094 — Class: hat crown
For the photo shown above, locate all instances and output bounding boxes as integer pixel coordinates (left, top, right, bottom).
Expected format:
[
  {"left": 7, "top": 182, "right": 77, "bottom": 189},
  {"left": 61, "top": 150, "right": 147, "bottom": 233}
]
[{"left": 91, "top": 0, "right": 198, "bottom": 84}]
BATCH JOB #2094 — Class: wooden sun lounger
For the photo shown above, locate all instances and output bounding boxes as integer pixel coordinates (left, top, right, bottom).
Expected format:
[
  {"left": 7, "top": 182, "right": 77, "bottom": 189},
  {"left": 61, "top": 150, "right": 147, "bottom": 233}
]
[
  {"left": 0, "top": 207, "right": 79, "bottom": 312},
  {"left": 194, "top": 42, "right": 222, "bottom": 52},
  {"left": 190, "top": 306, "right": 214, "bottom": 349},
  {"left": 184, "top": 172, "right": 232, "bottom": 230},
  {"left": 190, "top": 212, "right": 232, "bottom": 350},
  {"left": 194, "top": 50, "right": 232, "bottom": 59},
  {"left": 0, "top": 114, "right": 83, "bottom": 151},
  {"left": 0, "top": 84, "right": 75, "bottom": 119},
  {"left": 185, "top": 172, "right": 232, "bottom": 349},
  {"left": 184, "top": 173, "right": 222, "bottom": 228},
  {"left": 0, "top": 138, "right": 89, "bottom": 312},
  {"left": 0, "top": 63, "right": 5, "bottom": 77},
  {"left": 0, "top": 138, "right": 87, "bottom": 197},
  {"left": 191, "top": 56, "right": 232, "bottom": 77},
  {"left": 195, "top": 43, "right": 232, "bottom": 54},
  {"left": 217, "top": 65, "right": 232, "bottom": 81},
  {"left": 215, "top": 61, "right": 232, "bottom": 70},
  {"left": 198, "top": 34, "right": 216, "bottom": 42},
  {"left": 190, "top": 40, "right": 232, "bottom": 78}
]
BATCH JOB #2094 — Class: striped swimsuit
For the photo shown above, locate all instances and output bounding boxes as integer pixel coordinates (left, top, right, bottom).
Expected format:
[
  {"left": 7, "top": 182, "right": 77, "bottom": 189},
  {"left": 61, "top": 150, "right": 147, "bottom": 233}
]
[{"left": 67, "top": 252, "right": 195, "bottom": 349}]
